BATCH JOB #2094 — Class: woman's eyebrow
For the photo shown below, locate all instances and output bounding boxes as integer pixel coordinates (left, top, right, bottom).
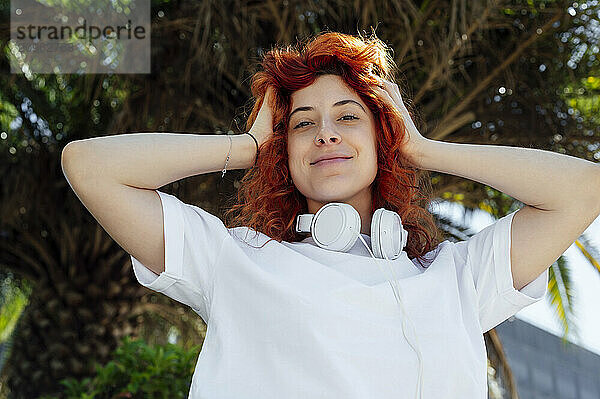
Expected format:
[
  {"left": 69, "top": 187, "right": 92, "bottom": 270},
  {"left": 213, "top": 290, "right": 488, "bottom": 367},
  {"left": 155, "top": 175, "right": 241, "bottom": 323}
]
[{"left": 289, "top": 99, "right": 365, "bottom": 119}]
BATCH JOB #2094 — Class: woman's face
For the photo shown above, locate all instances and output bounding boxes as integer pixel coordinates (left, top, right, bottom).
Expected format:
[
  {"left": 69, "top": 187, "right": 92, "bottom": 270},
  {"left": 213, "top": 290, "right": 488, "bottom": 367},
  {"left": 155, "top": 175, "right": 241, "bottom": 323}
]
[{"left": 287, "top": 74, "right": 379, "bottom": 214}]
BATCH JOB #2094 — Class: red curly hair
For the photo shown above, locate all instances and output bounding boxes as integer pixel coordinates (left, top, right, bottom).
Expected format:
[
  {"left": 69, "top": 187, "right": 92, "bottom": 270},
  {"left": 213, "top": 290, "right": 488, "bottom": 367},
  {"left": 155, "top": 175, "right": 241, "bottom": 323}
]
[{"left": 223, "top": 30, "right": 443, "bottom": 268}]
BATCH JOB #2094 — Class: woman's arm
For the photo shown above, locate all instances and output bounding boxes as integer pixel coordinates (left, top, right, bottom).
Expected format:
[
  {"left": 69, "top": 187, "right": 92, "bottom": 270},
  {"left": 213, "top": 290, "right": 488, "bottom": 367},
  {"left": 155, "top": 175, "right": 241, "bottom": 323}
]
[
  {"left": 374, "top": 76, "right": 600, "bottom": 291},
  {"left": 60, "top": 132, "right": 256, "bottom": 275},
  {"left": 374, "top": 76, "right": 600, "bottom": 211},
  {"left": 413, "top": 139, "right": 600, "bottom": 213},
  {"left": 413, "top": 138, "right": 600, "bottom": 291},
  {"left": 61, "top": 85, "right": 275, "bottom": 276},
  {"left": 62, "top": 132, "right": 256, "bottom": 189}
]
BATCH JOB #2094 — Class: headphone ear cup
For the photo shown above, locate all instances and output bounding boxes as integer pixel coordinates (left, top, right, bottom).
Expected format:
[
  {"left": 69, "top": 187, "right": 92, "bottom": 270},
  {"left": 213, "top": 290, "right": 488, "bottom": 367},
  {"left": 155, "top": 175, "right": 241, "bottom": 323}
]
[
  {"left": 371, "top": 208, "right": 385, "bottom": 259},
  {"left": 371, "top": 208, "right": 404, "bottom": 260},
  {"left": 311, "top": 202, "right": 361, "bottom": 252}
]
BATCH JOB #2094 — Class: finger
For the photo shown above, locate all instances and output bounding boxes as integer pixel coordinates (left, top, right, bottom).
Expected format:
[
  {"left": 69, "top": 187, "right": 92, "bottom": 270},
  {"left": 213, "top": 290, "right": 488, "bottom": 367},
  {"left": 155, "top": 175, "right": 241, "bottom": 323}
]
[
  {"left": 380, "top": 79, "right": 400, "bottom": 93},
  {"left": 381, "top": 79, "right": 399, "bottom": 94},
  {"left": 373, "top": 84, "right": 392, "bottom": 99},
  {"left": 374, "top": 86, "right": 412, "bottom": 120},
  {"left": 374, "top": 84, "right": 395, "bottom": 100},
  {"left": 373, "top": 86, "right": 401, "bottom": 110},
  {"left": 381, "top": 81, "right": 404, "bottom": 108}
]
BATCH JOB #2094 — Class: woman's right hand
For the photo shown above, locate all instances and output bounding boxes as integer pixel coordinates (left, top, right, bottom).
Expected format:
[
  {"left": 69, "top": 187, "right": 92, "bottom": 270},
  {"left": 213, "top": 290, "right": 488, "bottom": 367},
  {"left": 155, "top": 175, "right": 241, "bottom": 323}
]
[{"left": 248, "top": 86, "right": 276, "bottom": 147}]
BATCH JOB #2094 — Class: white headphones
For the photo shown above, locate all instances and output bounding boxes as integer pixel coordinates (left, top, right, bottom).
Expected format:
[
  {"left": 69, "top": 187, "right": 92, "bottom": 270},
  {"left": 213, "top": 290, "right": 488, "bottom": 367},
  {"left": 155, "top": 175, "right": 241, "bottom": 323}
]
[
  {"left": 295, "top": 202, "right": 409, "bottom": 258},
  {"left": 295, "top": 202, "right": 424, "bottom": 399}
]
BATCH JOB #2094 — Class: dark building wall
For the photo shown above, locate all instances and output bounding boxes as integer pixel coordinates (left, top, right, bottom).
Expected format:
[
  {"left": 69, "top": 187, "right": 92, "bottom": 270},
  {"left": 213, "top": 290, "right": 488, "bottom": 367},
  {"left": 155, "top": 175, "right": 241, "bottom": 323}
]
[{"left": 495, "top": 318, "right": 600, "bottom": 399}]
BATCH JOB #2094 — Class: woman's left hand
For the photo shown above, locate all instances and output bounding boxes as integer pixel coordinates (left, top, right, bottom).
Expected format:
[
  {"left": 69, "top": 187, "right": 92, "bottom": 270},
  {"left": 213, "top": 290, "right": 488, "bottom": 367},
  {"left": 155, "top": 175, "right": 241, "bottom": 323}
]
[{"left": 373, "top": 78, "right": 428, "bottom": 167}]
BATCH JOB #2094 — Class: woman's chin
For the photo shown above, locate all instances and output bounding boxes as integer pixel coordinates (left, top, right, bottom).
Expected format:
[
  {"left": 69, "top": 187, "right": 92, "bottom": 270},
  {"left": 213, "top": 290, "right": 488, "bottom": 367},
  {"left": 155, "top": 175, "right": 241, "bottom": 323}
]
[{"left": 309, "top": 187, "right": 358, "bottom": 203}]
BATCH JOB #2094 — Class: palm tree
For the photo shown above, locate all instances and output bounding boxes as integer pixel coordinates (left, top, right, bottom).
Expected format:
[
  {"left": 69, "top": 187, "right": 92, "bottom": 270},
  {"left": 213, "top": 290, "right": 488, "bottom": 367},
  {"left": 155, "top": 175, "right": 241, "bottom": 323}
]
[{"left": 1, "top": 0, "right": 598, "bottom": 397}]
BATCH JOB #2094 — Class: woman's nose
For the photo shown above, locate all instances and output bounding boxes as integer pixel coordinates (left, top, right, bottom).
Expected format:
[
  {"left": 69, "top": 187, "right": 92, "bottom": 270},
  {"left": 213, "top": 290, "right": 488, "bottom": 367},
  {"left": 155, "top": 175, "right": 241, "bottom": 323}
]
[{"left": 314, "top": 124, "right": 342, "bottom": 145}]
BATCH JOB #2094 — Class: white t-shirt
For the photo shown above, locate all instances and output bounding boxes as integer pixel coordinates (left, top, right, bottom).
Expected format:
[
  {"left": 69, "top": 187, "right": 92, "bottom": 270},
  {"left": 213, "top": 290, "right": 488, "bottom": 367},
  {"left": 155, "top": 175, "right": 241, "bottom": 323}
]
[{"left": 130, "top": 190, "right": 548, "bottom": 399}]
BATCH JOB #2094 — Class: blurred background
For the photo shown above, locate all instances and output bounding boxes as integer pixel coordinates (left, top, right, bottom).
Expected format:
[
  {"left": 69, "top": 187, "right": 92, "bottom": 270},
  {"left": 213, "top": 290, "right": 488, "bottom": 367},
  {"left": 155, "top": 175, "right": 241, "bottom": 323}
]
[{"left": 1, "top": 0, "right": 599, "bottom": 398}]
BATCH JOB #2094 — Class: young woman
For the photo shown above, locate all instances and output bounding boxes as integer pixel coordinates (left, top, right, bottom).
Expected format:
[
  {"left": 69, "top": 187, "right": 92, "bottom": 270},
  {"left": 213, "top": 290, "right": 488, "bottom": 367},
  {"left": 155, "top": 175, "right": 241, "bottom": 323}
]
[{"left": 61, "top": 31, "right": 600, "bottom": 399}]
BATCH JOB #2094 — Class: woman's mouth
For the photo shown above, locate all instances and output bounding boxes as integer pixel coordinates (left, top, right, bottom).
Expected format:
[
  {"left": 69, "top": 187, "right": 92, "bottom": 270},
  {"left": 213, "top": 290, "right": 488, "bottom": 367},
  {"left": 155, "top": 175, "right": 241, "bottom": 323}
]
[{"left": 312, "top": 157, "right": 352, "bottom": 166}]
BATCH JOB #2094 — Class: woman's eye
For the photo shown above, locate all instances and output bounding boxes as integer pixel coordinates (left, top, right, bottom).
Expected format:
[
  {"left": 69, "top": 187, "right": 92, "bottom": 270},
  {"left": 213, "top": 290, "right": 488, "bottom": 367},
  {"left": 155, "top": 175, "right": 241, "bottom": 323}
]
[
  {"left": 293, "top": 115, "right": 358, "bottom": 129},
  {"left": 294, "top": 121, "right": 310, "bottom": 129}
]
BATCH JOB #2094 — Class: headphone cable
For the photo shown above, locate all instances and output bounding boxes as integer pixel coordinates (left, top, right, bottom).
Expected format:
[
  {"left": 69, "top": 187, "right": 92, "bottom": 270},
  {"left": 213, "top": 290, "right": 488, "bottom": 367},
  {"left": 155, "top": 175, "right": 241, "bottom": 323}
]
[{"left": 357, "top": 235, "right": 424, "bottom": 399}]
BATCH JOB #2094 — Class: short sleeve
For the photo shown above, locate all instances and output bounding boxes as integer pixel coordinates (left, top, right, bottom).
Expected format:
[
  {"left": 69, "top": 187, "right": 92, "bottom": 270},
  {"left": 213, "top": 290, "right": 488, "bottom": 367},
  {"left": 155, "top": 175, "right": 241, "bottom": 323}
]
[
  {"left": 129, "top": 190, "right": 230, "bottom": 322},
  {"left": 453, "top": 209, "right": 549, "bottom": 333}
]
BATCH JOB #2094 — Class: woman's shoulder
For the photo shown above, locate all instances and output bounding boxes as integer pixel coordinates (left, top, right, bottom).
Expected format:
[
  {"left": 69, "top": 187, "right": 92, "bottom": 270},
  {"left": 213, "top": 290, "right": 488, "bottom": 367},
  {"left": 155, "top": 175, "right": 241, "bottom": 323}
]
[{"left": 227, "top": 226, "right": 276, "bottom": 247}]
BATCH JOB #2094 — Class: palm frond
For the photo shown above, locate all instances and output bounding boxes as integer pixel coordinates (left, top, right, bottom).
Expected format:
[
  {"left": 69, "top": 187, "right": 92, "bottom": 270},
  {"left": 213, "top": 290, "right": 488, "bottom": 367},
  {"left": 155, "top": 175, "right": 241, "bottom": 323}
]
[
  {"left": 0, "top": 273, "right": 31, "bottom": 375},
  {"left": 575, "top": 233, "right": 600, "bottom": 274},
  {"left": 547, "top": 257, "right": 579, "bottom": 346},
  {"left": 0, "top": 272, "right": 31, "bottom": 343},
  {"left": 432, "top": 209, "right": 472, "bottom": 242}
]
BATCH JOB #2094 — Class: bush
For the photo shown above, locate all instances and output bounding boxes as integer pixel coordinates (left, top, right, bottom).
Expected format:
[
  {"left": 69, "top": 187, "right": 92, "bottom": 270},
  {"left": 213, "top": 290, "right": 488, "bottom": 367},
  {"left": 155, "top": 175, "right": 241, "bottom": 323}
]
[{"left": 39, "top": 337, "right": 201, "bottom": 399}]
